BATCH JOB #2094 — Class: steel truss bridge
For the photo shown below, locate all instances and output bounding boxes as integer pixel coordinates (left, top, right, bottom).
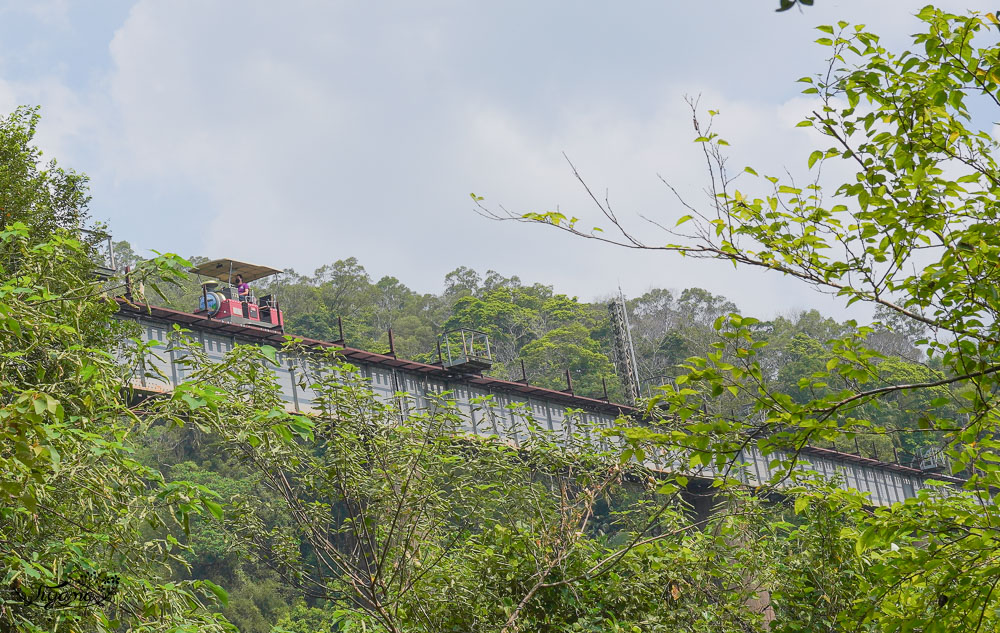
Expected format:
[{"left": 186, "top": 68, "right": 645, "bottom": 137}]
[{"left": 118, "top": 299, "right": 960, "bottom": 507}]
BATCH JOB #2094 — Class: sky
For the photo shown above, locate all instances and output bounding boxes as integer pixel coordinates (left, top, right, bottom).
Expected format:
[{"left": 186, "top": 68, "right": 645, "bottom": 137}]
[{"left": 0, "top": 0, "right": 994, "bottom": 320}]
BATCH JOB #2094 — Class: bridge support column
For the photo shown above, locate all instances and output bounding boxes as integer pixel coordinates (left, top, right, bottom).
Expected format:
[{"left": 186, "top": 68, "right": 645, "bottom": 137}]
[{"left": 682, "top": 482, "right": 776, "bottom": 628}]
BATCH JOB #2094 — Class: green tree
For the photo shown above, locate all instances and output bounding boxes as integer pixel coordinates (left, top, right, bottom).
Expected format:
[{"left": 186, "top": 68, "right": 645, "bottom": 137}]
[
  {"left": 442, "top": 265, "right": 481, "bottom": 299},
  {"left": 258, "top": 269, "right": 322, "bottom": 319},
  {"left": 112, "top": 239, "right": 140, "bottom": 270},
  {"left": 0, "top": 231, "right": 230, "bottom": 629},
  {"left": 157, "top": 336, "right": 776, "bottom": 633},
  {"left": 314, "top": 257, "right": 372, "bottom": 320},
  {"left": 520, "top": 323, "right": 618, "bottom": 397},
  {"left": 0, "top": 108, "right": 88, "bottom": 246},
  {"left": 445, "top": 287, "right": 538, "bottom": 373},
  {"left": 0, "top": 107, "right": 237, "bottom": 631},
  {"left": 498, "top": 6, "right": 1000, "bottom": 629}
]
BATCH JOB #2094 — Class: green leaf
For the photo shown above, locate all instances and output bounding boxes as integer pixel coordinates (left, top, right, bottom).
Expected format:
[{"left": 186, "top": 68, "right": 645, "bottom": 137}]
[
  {"left": 202, "top": 579, "right": 229, "bottom": 607},
  {"left": 271, "top": 423, "right": 294, "bottom": 443},
  {"left": 656, "top": 482, "right": 678, "bottom": 495},
  {"left": 261, "top": 345, "right": 278, "bottom": 365},
  {"left": 180, "top": 393, "right": 207, "bottom": 410},
  {"left": 203, "top": 498, "right": 224, "bottom": 520},
  {"left": 857, "top": 526, "right": 880, "bottom": 554},
  {"left": 148, "top": 281, "right": 168, "bottom": 302}
]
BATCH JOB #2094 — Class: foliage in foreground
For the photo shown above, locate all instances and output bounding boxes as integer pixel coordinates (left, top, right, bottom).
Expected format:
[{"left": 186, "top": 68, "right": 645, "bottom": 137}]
[
  {"left": 0, "top": 236, "right": 229, "bottom": 626},
  {"left": 505, "top": 6, "right": 1000, "bottom": 631},
  {"left": 0, "top": 107, "right": 232, "bottom": 632},
  {"left": 155, "top": 335, "right": 783, "bottom": 633}
]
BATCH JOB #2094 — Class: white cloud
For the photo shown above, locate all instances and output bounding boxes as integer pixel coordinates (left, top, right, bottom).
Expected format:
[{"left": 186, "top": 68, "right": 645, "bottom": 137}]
[
  {"left": 0, "top": 77, "right": 16, "bottom": 114},
  {"left": 0, "top": 0, "right": 70, "bottom": 29},
  {"left": 0, "top": 75, "right": 102, "bottom": 171},
  {"left": 444, "top": 88, "right": 857, "bottom": 316},
  {"left": 5, "top": 0, "right": 999, "bottom": 320},
  {"left": 96, "top": 2, "right": 888, "bottom": 317}
]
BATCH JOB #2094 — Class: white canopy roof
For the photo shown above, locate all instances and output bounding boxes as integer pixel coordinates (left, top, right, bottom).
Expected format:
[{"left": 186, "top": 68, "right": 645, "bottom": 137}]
[{"left": 189, "top": 258, "right": 282, "bottom": 284}]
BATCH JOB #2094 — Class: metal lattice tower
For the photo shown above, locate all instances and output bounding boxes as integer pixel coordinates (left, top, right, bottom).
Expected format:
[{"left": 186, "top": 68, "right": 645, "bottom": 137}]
[{"left": 608, "top": 290, "right": 641, "bottom": 405}]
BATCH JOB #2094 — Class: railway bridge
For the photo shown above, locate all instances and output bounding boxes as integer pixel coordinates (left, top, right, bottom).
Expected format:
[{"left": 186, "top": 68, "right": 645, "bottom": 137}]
[{"left": 116, "top": 297, "right": 959, "bottom": 508}]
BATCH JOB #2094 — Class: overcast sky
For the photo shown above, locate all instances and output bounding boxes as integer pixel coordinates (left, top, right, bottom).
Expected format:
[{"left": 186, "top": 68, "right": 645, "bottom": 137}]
[{"left": 0, "top": 1, "right": 992, "bottom": 319}]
